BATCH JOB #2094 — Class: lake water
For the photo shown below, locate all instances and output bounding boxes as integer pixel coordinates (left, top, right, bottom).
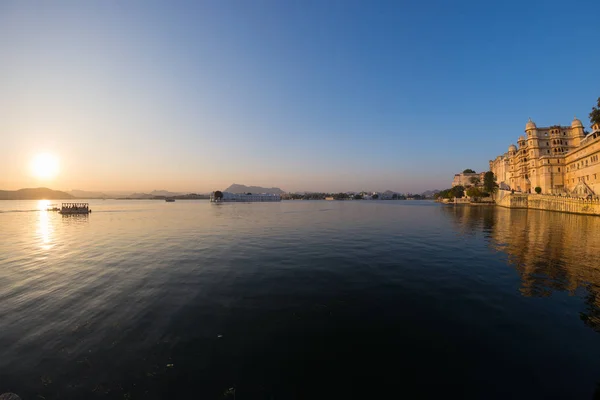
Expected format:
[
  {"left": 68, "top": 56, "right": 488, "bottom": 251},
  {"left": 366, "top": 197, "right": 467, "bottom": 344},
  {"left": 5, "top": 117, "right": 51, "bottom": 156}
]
[{"left": 1, "top": 200, "right": 599, "bottom": 399}]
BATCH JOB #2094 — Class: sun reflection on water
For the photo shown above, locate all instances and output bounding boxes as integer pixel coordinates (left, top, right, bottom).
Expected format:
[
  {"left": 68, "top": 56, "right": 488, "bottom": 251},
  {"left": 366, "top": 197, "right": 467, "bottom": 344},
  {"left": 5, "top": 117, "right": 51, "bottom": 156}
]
[
  {"left": 37, "top": 199, "right": 51, "bottom": 211},
  {"left": 37, "top": 200, "right": 54, "bottom": 250}
]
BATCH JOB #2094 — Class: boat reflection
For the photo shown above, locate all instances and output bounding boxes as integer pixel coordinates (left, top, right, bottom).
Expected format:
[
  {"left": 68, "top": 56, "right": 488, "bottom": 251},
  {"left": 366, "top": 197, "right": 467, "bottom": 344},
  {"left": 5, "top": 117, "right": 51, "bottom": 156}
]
[
  {"left": 60, "top": 213, "right": 90, "bottom": 223},
  {"left": 443, "top": 205, "right": 600, "bottom": 333}
]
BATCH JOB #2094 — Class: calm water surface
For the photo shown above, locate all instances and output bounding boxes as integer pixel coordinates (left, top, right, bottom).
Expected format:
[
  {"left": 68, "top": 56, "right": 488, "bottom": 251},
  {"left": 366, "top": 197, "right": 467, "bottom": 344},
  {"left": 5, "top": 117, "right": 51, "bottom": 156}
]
[{"left": 1, "top": 200, "right": 599, "bottom": 399}]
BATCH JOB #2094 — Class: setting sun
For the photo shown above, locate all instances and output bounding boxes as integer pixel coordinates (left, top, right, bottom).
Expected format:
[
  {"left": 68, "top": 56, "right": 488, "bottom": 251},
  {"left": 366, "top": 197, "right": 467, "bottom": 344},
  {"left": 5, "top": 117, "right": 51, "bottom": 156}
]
[{"left": 31, "top": 153, "right": 60, "bottom": 180}]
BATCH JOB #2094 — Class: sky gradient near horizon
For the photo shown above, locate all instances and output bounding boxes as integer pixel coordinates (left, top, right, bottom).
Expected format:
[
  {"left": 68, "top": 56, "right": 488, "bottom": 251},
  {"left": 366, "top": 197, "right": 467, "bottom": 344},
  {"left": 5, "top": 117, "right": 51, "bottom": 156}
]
[{"left": 1, "top": 0, "right": 599, "bottom": 193}]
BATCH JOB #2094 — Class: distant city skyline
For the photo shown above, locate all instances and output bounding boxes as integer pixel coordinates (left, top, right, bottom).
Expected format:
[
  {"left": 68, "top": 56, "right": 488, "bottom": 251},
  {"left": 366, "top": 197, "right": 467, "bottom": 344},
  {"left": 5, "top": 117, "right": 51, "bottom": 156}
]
[{"left": 1, "top": 0, "right": 599, "bottom": 193}]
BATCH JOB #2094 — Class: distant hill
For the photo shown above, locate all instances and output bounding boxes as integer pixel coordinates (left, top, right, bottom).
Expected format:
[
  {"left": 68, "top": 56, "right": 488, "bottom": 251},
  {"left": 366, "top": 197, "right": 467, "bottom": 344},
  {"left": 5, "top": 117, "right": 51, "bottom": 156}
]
[
  {"left": 150, "top": 190, "right": 184, "bottom": 197},
  {"left": 69, "top": 189, "right": 109, "bottom": 199},
  {"left": 0, "top": 187, "right": 74, "bottom": 200},
  {"left": 422, "top": 189, "right": 440, "bottom": 197},
  {"left": 125, "top": 192, "right": 155, "bottom": 199},
  {"left": 224, "top": 184, "right": 285, "bottom": 194}
]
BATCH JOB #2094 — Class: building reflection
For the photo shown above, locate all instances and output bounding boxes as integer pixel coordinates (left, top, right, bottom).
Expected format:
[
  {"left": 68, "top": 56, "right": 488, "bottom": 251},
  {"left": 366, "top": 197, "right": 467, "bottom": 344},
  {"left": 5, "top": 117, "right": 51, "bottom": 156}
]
[{"left": 443, "top": 206, "right": 600, "bottom": 332}]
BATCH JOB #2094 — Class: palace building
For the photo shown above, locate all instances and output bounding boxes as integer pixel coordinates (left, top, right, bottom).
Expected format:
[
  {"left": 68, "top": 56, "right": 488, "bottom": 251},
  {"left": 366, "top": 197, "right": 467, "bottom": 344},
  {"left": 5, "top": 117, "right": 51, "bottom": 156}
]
[{"left": 490, "top": 117, "right": 600, "bottom": 195}]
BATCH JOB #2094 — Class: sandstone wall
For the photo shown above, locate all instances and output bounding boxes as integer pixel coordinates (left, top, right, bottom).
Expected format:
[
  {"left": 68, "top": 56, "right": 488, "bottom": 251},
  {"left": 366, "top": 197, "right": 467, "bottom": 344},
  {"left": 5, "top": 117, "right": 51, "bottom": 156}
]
[{"left": 495, "top": 190, "right": 600, "bottom": 216}]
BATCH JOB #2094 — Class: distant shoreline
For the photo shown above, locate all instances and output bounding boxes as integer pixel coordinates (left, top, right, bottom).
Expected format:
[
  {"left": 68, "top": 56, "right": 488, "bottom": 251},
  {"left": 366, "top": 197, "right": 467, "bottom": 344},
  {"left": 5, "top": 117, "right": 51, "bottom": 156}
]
[{"left": 0, "top": 197, "right": 211, "bottom": 201}]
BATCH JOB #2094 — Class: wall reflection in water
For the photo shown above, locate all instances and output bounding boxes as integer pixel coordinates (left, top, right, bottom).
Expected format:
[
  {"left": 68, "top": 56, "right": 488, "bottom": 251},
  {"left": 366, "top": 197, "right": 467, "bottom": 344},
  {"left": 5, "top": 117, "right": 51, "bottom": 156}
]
[{"left": 443, "top": 205, "right": 600, "bottom": 333}]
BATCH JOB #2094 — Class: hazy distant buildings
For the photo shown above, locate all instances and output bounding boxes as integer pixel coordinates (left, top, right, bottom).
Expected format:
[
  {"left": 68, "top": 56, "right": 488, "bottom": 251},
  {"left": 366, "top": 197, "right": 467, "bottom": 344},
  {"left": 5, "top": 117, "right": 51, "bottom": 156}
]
[{"left": 490, "top": 118, "right": 600, "bottom": 195}]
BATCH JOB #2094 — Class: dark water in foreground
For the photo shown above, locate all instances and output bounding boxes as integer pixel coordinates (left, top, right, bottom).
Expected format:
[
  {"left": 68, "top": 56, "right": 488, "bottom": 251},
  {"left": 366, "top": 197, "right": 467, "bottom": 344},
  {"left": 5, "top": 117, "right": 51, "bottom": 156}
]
[{"left": 1, "top": 200, "right": 600, "bottom": 399}]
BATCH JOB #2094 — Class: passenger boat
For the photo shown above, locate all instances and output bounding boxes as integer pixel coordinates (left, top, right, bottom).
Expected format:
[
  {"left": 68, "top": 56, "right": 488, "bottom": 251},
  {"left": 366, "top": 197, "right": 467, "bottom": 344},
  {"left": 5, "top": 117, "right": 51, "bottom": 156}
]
[
  {"left": 165, "top": 198, "right": 175, "bottom": 202},
  {"left": 59, "top": 202, "right": 92, "bottom": 214}
]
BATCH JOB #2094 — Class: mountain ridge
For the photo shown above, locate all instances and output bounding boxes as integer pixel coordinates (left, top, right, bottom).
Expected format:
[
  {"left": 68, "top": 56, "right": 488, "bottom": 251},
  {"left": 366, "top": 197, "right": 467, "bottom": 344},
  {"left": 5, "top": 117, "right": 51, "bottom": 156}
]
[
  {"left": 224, "top": 184, "right": 285, "bottom": 194},
  {"left": 0, "top": 187, "right": 74, "bottom": 200}
]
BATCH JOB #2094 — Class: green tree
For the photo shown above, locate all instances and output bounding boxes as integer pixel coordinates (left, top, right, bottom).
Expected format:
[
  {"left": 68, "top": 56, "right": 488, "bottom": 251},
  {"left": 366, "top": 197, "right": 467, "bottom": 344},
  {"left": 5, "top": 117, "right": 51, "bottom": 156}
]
[
  {"left": 590, "top": 97, "right": 600, "bottom": 127},
  {"left": 483, "top": 171, "right": 498, "bottom": 198},
  {"left": 463, "top": 169, "right": 476, "bottom": 173},
  {"left": 372, "top": 194, "right": 379, "bottom": 200},
  {"left": 466, "top": 187, "right": 483, "bottom": 201},
  {"left": 469, "top": 176, "right": 480, "bottom": 186},
  {"left": 535, "top": 186, "right": 542, "bottom": 194},
  {"left": 354, "top": 194, "right": 363, "bottom": 200},
  {"left": 392, "top": 193, "right": 398, "bottom": 200},
  {"left": 451, "top": 185, "right": 465, "bottom": 198}
]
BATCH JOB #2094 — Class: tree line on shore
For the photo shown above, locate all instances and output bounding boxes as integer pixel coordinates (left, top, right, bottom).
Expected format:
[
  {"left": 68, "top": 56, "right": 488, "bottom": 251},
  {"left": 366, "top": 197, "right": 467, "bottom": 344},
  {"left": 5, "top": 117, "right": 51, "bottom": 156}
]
[{"left": 435, "top": 170, "right": 498, "bottom": 201}]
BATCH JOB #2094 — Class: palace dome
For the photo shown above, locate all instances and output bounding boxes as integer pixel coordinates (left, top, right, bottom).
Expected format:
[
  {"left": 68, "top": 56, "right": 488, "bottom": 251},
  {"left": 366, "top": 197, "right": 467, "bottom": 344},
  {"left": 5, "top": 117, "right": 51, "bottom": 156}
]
[
  {"left": 518, "top": 135, "right": 525, "bottom": 142},
  {"left": 525, "top": 118, "right": 537, "bottom": 131},
  {"left": 572, "top": 116, "right": 583, "bottom": 128},
  {"left": 508, "top": 144, "right": 517, "bottom": 152}
]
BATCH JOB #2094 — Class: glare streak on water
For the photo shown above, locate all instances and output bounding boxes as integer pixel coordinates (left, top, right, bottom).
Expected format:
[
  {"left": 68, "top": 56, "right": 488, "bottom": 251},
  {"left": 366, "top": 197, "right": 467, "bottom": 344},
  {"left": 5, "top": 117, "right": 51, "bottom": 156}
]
[{"left": 0, "top": 200, "right": 600, "bottom": 399}]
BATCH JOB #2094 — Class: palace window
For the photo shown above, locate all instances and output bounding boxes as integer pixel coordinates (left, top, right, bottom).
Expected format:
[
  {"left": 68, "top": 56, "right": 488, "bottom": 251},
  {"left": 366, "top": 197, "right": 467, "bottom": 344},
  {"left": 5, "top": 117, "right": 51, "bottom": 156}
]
[
  {"left": 595, "top": 174, "right": 597, "bottom": 180},
  {"left": 547, "top": 150, "right": 550, "bottom": 154},
  {"left": 587, "top": 176, "right": 590, "bottom": 181},
  {"left": 558, "top": 167, "right": 561, "bottom": 172}
]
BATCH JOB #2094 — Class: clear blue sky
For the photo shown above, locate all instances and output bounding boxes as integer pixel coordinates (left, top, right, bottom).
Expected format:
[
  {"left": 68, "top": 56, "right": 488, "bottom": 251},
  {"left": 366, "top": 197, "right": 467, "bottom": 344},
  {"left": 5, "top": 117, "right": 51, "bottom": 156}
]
[{"left": 1, "top": 0, "right": 599, "bottom": 193}]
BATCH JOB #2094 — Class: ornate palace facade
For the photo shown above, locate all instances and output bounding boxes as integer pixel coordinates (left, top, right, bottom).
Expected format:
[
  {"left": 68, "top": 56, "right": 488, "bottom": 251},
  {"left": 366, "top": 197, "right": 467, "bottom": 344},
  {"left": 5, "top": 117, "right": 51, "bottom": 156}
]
[{"left": 490, "top": 118, "right": 600, "bottom": 195}]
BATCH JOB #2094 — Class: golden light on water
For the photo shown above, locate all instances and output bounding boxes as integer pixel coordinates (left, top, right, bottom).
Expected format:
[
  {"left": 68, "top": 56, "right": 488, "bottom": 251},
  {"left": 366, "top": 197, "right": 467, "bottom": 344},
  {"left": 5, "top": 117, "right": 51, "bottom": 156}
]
[
  {"left": 37, "top": 200, "right": 51, "bottom": 211},
  {"left": 37, "top": 201, "right": 54, "bottom": 250},
  {"left": 31, "top": 153, "right": 60, "bottom": 180}
]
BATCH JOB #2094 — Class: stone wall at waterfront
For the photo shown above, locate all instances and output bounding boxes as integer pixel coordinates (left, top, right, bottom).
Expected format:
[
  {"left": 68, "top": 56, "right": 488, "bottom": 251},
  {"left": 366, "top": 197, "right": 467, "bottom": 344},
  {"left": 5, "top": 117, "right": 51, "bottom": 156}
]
[{"left": 496, "top": 190, "right": 600, "bottom": 216}]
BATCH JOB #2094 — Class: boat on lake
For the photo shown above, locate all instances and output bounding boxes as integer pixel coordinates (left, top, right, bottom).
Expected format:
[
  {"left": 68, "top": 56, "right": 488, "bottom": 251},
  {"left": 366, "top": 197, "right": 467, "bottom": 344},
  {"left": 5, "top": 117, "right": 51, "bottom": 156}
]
[
  {"left": 165, "top": 198, "right": 175, "bottom": 202},
  {"left": 59, "top": 202, "right": 91, "bottom": 214}
]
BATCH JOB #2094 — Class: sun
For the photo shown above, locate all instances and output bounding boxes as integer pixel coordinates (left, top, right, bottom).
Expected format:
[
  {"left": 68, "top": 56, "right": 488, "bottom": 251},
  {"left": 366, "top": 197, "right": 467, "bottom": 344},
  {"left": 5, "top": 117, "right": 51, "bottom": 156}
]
[{"left": 31, "top": 153, "right": 60, "bottom": 180}]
